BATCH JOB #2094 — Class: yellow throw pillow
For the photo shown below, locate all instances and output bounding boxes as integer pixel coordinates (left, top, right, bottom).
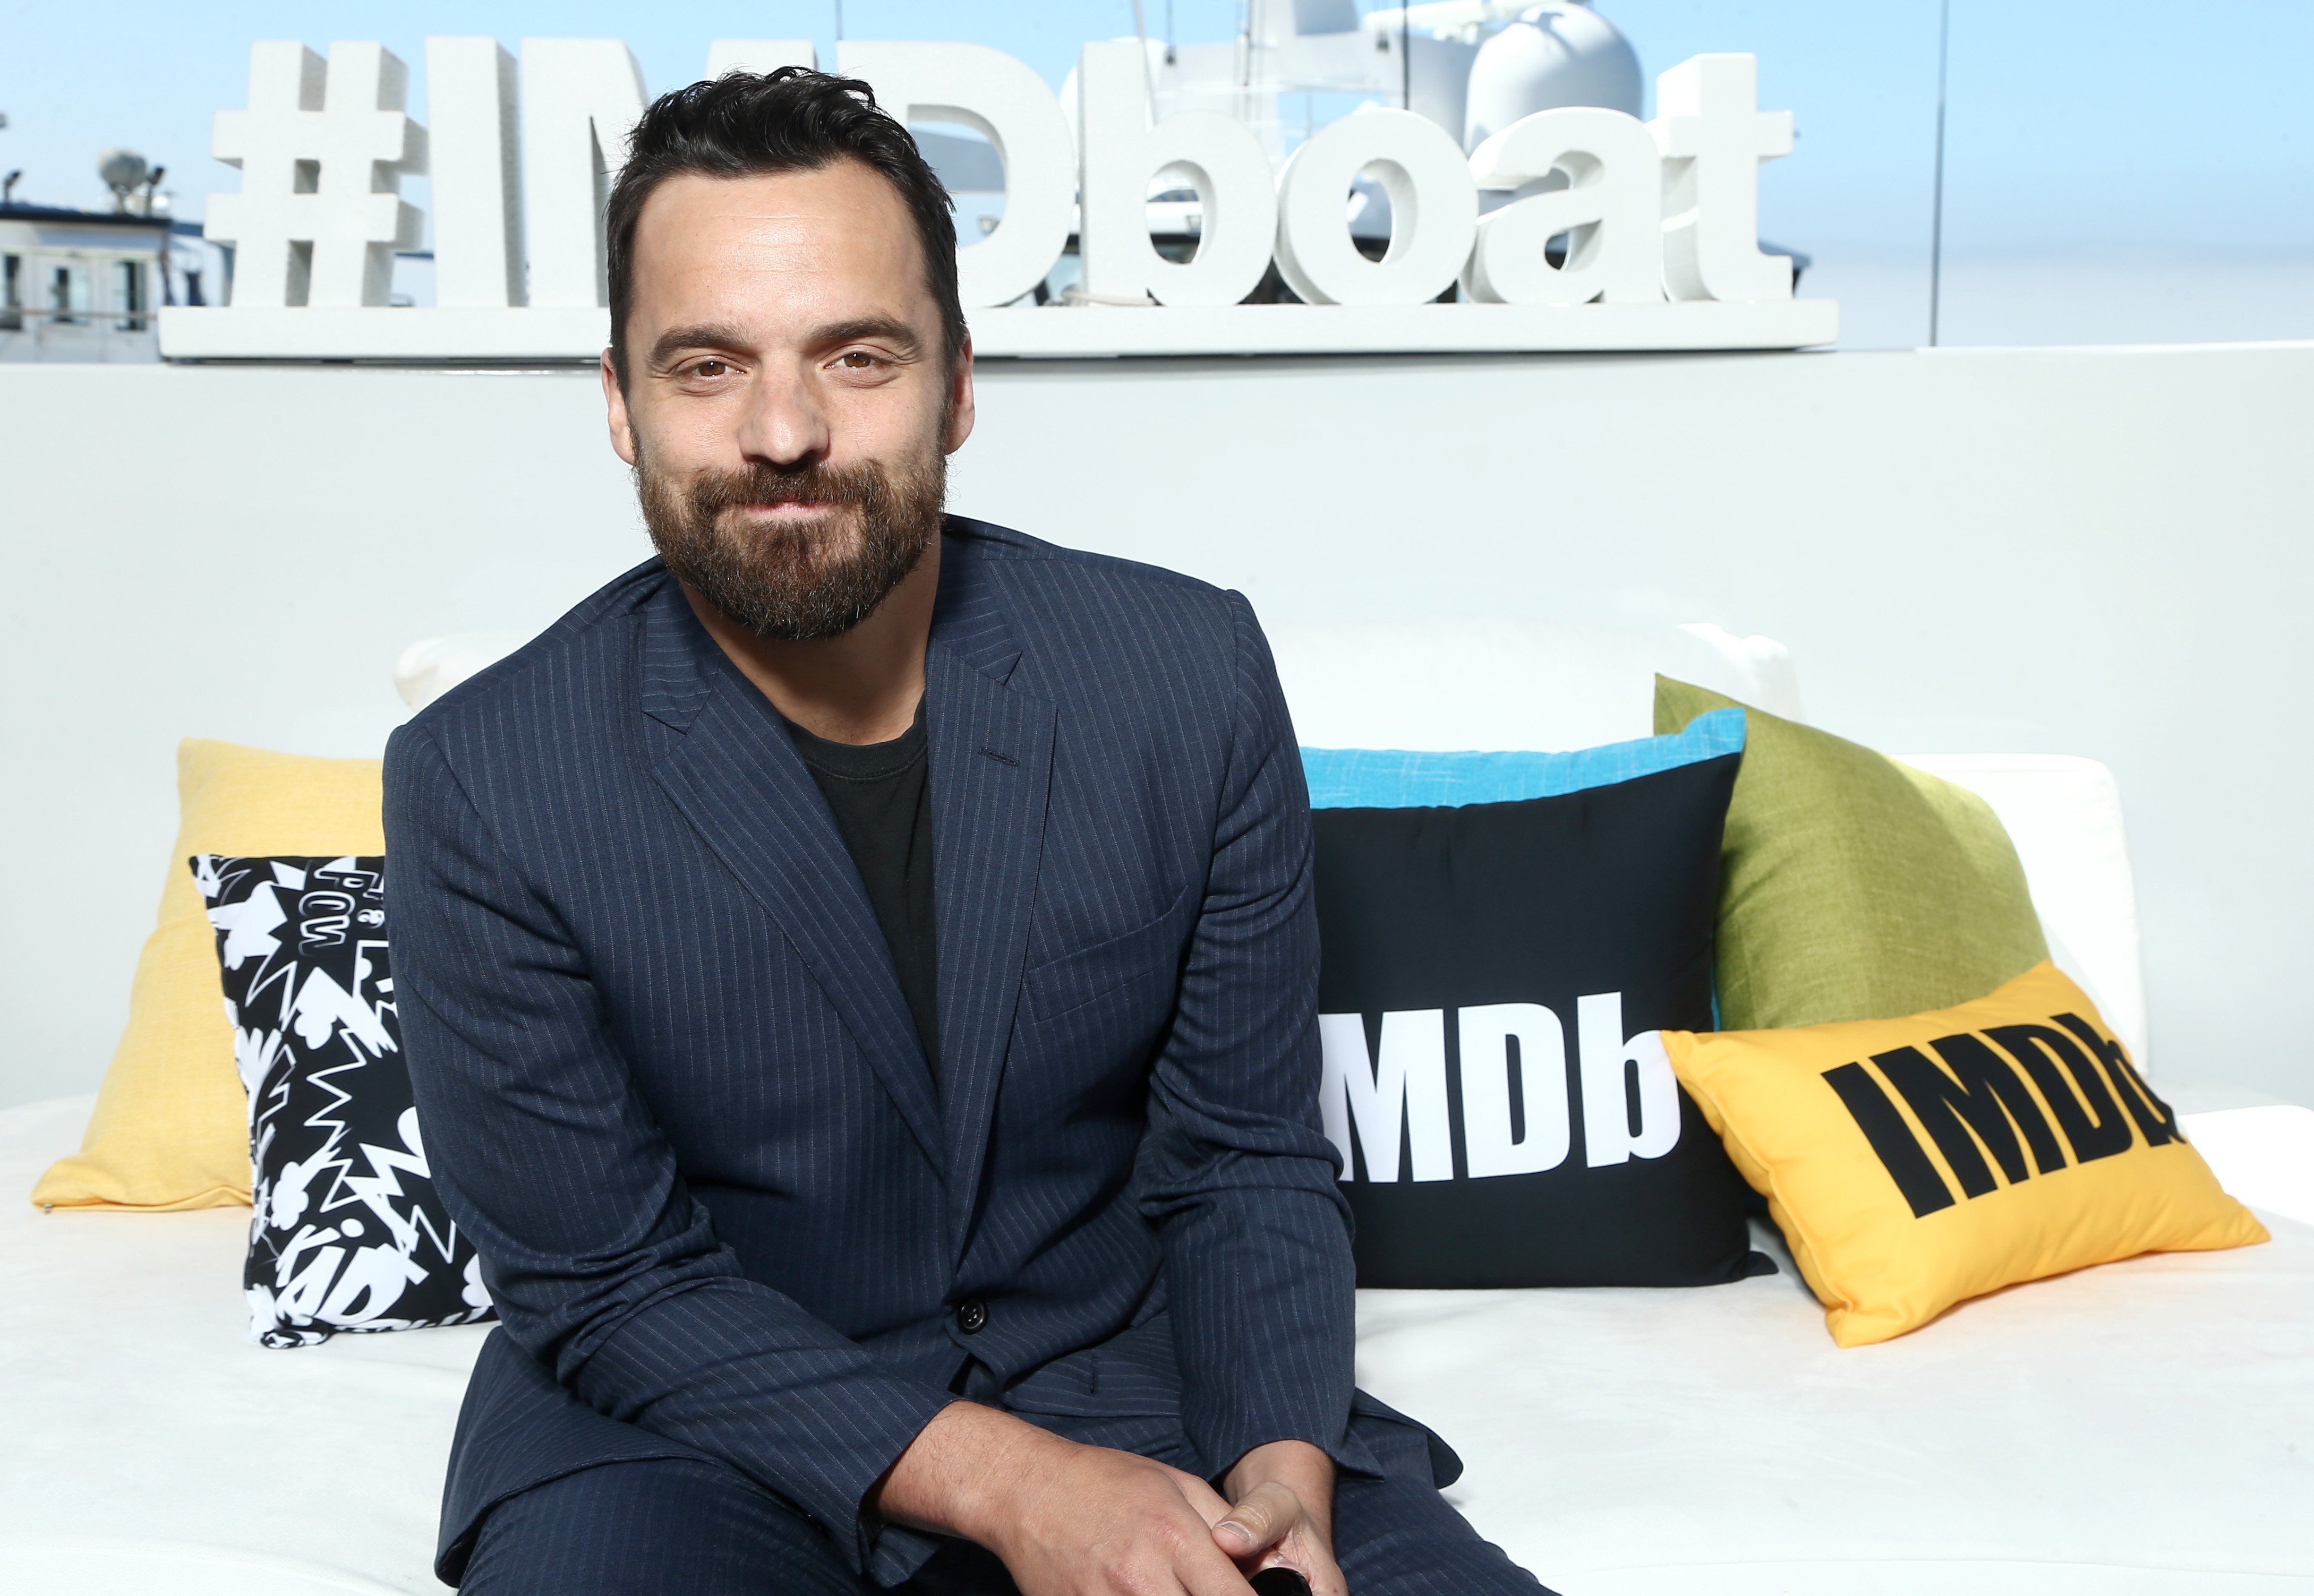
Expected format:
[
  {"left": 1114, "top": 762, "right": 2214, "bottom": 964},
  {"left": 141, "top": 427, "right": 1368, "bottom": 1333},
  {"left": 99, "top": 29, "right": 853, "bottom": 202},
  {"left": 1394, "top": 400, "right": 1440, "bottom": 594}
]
[
  {"left": 1663, "top": 963, "right": 2267, "bottom": 1346},
  {"left": 31, "top": 740, "right": 385, "bottom": 1212}
]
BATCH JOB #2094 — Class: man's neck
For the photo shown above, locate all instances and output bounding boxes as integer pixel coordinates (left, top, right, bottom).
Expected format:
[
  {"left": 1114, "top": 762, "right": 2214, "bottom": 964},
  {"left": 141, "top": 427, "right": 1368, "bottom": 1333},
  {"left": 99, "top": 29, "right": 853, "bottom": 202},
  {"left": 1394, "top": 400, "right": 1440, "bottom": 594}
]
[{"left": 679, "top": 536, "right": 942, "bottom": 746}]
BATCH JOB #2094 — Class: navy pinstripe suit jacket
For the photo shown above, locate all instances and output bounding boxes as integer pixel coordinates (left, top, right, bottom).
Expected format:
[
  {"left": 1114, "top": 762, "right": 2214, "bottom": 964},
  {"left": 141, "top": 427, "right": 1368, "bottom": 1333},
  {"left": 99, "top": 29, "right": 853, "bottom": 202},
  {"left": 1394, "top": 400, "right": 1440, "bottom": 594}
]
[{"left": 384, "top": 519, "right": 1389, "bottom": 1585}]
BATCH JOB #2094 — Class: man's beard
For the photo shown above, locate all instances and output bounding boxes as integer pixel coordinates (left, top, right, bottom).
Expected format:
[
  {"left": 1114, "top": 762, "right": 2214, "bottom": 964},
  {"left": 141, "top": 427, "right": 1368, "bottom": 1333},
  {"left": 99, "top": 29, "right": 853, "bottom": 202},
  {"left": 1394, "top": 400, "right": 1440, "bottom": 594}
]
[{"left": 636, "top": 439, "right": 947, "bottom": 642}]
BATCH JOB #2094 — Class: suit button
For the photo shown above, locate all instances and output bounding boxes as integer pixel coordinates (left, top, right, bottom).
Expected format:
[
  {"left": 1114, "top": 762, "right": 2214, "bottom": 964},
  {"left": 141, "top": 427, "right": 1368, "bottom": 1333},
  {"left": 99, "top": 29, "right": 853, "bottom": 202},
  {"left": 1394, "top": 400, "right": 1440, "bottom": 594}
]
[{"left": 955, "top": 1298, "right": 988, "bottom": 1335}]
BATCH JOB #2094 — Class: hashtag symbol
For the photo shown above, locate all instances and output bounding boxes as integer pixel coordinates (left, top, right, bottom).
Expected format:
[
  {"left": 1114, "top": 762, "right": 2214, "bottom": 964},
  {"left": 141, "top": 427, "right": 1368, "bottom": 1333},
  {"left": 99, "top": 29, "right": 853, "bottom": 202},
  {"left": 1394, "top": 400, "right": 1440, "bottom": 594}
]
[{"left": 204, "top": 41, "right": 429, "bottom": 308}]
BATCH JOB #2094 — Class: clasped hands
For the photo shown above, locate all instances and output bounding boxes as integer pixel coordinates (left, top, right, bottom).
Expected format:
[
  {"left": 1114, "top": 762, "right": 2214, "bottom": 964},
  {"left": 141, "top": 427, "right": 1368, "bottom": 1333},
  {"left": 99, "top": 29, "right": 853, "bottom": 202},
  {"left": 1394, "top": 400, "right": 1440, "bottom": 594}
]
[{"left": 875, "top": 1401, "right": 1346, "bottom": 1596}]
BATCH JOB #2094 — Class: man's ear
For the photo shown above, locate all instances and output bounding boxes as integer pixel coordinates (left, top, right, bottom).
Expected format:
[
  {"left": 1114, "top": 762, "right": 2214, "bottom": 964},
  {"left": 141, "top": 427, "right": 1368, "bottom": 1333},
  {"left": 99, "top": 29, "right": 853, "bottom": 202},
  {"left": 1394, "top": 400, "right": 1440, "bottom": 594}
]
[
  {"left": 943, "top": 337, "right": 977, "bottom": 456},
  {"left": 602, "top": 349, "right": 639, "bottom": 466}
]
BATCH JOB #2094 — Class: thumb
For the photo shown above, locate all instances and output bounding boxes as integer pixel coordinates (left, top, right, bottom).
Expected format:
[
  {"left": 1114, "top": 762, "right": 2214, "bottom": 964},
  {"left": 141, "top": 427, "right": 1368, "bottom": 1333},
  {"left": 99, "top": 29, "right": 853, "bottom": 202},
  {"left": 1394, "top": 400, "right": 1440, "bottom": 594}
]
[{"left": 1214, "top": 1479, "right": 1300, "bottom": 1558}]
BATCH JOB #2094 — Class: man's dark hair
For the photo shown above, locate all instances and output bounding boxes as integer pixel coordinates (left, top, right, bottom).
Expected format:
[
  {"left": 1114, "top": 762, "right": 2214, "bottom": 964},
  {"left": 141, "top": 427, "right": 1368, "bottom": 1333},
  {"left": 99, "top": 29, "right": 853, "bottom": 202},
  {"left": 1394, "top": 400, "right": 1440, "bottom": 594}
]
[{"left": 605, "top": 68, "right": 964, "bottom": 383}]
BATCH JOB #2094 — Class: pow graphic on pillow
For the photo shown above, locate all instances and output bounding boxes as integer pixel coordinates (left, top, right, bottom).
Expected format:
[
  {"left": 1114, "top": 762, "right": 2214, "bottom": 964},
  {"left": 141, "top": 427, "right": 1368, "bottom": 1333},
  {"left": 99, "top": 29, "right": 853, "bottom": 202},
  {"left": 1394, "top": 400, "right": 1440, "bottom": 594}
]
[{"left": 193, "top": 854, "right": 495, "bottom": 1347}]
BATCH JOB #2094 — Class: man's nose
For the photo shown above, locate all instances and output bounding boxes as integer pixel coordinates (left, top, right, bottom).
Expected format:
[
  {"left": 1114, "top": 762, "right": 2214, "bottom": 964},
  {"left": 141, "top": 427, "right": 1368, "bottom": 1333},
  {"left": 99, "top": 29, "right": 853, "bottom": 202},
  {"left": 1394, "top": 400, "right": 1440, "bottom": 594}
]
[{"left": 737, "top": 363, "right": 831, "bottom": 468}]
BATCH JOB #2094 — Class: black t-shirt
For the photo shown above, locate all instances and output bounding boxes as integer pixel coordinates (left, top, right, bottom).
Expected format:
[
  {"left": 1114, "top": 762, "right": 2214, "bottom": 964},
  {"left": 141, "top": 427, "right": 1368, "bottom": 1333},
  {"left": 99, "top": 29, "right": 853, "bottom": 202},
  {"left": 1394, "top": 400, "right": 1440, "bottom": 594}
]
[{"left": 784, "top": 700, "right": 940, "bottom": 1077}]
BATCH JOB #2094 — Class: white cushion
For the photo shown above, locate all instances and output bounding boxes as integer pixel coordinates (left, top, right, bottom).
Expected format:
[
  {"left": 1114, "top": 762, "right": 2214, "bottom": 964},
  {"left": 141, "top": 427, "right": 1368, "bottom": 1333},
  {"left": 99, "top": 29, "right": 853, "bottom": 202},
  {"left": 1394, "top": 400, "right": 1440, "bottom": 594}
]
[
  {"left": 0, "top": 1539, "right": 412, "bottom": 1595},
  {"left": 1265, "top": 620, "right": 2151, "bottom": 1077},
  {"left": 1897, "top": 754, "right": 2149, "bottom": 1072},
  {"left": 4, "top": 1096, "right": 487, "bottom": 1594},
  {"left": 1267, "top": 618, "right": 1803, "bottom": 753},
  {"left": 394, "top": 633, "right": 527, "bottom": 712},
  {"left": 7, "top": 1092, "right": 2309, "bottom": 1594},
  {"left": 2175, "top": 1105, "right": 2314, "bottom": 1227},
  {"left": 1360, "top": 1195, "right": 2314, "bottom": 1593}
]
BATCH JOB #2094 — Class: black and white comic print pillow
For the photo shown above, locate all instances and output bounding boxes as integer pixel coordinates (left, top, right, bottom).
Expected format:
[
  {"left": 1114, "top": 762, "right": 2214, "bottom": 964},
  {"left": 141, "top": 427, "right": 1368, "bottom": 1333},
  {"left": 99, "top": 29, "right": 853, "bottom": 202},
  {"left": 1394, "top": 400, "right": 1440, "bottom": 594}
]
[{"left": 193, "top": 854, "right": 494, "bottom": 1347}]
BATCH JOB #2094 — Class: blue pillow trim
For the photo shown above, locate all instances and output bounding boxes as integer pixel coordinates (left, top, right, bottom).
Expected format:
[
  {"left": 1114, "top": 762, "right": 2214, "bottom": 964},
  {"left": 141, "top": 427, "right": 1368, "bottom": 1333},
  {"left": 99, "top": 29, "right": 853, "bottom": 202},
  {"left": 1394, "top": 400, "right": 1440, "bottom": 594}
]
[{"left": 1301, "top": 708, "right": 1747, "bottom": 810}]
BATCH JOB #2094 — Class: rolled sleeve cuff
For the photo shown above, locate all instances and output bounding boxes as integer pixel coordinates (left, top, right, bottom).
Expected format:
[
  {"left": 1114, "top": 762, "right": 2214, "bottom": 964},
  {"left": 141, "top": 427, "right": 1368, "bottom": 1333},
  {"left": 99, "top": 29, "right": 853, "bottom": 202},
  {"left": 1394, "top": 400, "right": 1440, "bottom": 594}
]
[
  {"left": 850, "top": 1395, "right": 966, "bottom": 1585},
  {"left": 1194, "top": 1396, "right": 1381, "bottom": 1487},
  {"left": 575, "top": 1303, "right": 962, "bottom": 1582}
]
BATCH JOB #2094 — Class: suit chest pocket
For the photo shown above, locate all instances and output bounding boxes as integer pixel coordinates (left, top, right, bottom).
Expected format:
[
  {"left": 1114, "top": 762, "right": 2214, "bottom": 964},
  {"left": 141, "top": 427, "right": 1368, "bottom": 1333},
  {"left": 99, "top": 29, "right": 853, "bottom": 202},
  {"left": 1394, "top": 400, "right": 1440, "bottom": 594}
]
[{"left": 1022, "top": 885, "right": 1191, "bottom": 1025}]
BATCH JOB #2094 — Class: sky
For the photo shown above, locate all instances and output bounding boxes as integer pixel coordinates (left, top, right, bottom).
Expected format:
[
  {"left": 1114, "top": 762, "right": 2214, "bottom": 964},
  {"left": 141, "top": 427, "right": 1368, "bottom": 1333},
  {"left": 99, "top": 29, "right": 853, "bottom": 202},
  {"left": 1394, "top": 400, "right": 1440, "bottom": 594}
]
[{"left": 4, "top": 2, "right": 2310, "bottom": 345}]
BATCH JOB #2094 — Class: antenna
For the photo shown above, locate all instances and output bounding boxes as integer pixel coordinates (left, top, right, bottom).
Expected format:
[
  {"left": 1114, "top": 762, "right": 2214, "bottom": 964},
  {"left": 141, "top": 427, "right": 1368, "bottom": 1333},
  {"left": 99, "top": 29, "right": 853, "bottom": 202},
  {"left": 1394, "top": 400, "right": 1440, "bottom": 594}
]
[
  {"left": 98, "top": 148, "right": 149, "bottom": 212},
  {"left": 1131, "top": 0, "right": 1160, "bottom": 109},
  {"left": 1402, "top": 6, "right": 1413, "bottom": 110},
  {"left": 1928, "top": 0, "right": 1951, "bottom": 347}
]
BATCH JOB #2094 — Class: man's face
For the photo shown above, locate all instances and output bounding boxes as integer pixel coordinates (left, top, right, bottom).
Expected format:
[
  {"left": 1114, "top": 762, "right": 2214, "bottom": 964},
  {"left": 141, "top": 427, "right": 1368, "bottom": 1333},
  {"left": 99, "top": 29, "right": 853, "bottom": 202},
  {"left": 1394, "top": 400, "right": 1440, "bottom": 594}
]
[{"left": 604, "top": 160, "right": 974, "bottom": 641}]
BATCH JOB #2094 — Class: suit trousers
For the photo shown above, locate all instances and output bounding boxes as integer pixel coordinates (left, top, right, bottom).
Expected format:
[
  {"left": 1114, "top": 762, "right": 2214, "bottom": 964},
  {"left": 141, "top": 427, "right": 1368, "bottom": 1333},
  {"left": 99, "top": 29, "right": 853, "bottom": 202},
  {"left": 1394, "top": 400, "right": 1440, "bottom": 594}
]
[{"left": 456, "top": 1406, "right": 1552, "bottom": 1595}]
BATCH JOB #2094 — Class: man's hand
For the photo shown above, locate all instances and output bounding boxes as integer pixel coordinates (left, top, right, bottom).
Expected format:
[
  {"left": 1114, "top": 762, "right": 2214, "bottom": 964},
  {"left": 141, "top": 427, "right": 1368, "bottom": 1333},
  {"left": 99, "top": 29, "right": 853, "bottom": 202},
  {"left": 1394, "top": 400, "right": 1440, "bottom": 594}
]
[
  {"left": 874, "top": 1401, "right": 1255, "bottom": 1594},
  {"left": 1214, "top": 1440, "right": 1345, "bottom": 1596}
]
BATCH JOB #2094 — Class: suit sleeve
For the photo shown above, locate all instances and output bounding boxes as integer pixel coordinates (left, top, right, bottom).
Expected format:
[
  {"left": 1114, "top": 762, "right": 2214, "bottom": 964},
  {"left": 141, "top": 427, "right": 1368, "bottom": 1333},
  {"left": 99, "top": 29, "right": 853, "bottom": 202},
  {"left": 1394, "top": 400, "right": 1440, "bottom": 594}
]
[
  {"left": 1135, "top": 591, "right": 1372, "bottom": 1482},
  {"left": 385, "top": 720, "right": 954, "bottom": 1578}
]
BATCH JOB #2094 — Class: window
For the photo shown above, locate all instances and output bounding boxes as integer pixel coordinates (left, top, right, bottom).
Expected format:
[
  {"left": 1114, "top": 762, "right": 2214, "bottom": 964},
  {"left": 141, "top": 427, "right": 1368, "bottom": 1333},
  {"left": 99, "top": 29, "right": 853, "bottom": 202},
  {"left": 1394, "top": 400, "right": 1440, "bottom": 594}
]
[{"left": 115, "top": 258, "right": 148, "bottom": 330}]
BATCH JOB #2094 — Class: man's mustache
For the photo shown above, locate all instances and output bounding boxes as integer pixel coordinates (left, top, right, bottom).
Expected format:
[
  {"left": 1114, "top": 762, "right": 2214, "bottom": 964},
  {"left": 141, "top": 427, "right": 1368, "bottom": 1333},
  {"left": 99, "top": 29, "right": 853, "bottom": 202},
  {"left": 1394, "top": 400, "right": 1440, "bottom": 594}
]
[{"left": 691, "top": 461, "right": 884, "bottom": 516}]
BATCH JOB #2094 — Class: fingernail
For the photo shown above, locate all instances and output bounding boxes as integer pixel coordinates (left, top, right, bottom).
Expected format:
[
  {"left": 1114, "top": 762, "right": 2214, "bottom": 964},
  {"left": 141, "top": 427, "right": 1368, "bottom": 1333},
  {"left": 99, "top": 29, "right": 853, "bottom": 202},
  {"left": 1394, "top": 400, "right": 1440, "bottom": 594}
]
[{"left": 1217, "top": 1521, "right": 1252, "bottom": 1546}]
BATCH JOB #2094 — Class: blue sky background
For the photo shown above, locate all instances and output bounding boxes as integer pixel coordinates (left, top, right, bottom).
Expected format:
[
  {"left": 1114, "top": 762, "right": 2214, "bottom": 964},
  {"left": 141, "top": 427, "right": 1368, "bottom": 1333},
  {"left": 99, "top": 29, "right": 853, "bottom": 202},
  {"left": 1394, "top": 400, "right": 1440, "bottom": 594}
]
[{"left": 4, "top": 2, "right": 2309, "bottom": 344}]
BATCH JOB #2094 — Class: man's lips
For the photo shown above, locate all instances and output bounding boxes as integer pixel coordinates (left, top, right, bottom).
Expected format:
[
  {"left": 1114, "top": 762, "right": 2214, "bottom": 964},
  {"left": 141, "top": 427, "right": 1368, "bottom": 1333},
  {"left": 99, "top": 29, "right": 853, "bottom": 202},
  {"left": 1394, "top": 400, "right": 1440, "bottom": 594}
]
[{"left": 732, "top": 498, "right": 836, "bottom": 516}]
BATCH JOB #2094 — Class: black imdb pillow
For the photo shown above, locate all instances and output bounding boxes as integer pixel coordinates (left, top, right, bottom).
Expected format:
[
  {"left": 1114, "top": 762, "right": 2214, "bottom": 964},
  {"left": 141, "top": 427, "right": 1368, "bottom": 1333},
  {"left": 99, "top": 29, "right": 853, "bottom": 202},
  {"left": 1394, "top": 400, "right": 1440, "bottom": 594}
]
[{"left": 1313, "top": 755, "right": 1771, "bottom": 1288}]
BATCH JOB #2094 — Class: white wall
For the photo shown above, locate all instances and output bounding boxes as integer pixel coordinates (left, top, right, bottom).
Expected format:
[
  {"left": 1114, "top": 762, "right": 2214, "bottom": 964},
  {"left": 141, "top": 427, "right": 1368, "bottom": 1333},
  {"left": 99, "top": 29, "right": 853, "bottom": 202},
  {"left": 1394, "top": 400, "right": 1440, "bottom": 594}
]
[{"left": 3, "top": 345, "right": 2310, "bottom": 1110}]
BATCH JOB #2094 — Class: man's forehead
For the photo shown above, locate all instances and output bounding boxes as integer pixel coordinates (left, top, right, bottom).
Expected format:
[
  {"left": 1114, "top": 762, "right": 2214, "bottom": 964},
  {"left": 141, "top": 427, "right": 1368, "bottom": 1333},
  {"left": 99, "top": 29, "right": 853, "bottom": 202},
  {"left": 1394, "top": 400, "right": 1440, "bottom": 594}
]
[
  {"left": 628, "top": 164, "right": 929, "bottom": 327},
  {"left": 643, "top": 160, "right": 895, "bottom": 220}
]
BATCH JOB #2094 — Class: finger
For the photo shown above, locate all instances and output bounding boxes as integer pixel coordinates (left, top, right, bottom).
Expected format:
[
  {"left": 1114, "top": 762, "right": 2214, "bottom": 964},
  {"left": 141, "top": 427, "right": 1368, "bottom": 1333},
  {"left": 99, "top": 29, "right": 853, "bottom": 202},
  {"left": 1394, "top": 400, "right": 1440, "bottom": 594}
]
[
  {"left": 1158, "top": 1462, "right": 1235, "bottom": 1526},
  {"left": 1302, "top": 1543, "right": 1352, "bottom": 1596},
  {"left": 1178, "top": 1535, "right": 1263, "bottom": 1596},
  {"left": 1160, "top": 1497, "right": 1266, "bottom": 1596},
  {"left": 1213, "top": 1480, "right": 1301, "bottom": 1559}
]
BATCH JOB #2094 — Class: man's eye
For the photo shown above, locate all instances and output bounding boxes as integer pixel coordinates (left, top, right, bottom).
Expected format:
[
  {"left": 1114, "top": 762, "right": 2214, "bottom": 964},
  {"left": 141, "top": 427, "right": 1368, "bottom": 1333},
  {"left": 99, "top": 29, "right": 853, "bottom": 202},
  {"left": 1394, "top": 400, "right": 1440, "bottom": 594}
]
[
  {"left": 838, "top": 351, "right": 881, "bottom": 370},
  {"left": 691, "top": 359, "right": 731, "bottom": 379}
]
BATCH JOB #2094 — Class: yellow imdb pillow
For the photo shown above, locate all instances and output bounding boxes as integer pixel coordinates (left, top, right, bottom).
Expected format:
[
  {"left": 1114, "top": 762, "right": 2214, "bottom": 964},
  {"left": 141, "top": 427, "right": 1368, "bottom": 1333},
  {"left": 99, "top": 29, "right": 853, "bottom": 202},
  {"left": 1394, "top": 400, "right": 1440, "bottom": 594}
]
[
  {"left": 1663, "top": 963, "right": 2267, "bottom": 1346},
  {"left": 32, "top": 740, "right": 384, "bottom": 1212}
]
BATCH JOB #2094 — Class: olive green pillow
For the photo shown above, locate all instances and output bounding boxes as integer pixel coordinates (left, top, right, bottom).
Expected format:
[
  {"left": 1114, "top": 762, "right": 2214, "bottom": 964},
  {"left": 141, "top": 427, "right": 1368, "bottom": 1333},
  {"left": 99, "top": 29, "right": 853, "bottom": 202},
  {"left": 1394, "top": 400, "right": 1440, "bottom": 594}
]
[{"left": 1654, "top": 677, "right": 2046, "bottom": 1032}]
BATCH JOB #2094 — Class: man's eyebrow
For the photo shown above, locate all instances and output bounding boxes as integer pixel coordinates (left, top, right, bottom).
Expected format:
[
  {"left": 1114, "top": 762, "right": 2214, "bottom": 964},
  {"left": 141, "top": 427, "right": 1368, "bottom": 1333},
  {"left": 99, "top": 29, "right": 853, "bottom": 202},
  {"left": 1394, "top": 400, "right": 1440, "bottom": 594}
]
[
  {"left": 811, "top": 316, "right": 925, "bottom": 357},
  {"left": 647, "top": 323, "right": 755, "bottom": 368},
  {"left": 646, "top": 316, "right": 925, "bottom": 370}
]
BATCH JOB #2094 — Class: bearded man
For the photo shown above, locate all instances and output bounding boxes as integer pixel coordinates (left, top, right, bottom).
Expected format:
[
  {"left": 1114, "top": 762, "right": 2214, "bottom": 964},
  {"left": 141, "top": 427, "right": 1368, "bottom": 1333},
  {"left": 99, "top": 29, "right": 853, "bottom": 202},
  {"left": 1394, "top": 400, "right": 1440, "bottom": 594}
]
[{"left": 385, "top": 68, "right": 1549, "bottom": 1596}]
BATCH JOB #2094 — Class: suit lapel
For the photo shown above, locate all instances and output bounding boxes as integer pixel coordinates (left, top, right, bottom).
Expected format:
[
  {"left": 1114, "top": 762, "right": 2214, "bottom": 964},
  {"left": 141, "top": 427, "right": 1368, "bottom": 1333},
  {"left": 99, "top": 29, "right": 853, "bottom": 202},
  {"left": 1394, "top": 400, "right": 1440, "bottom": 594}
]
[
  {"left": 927, "top": 535, "right": 1055, "bottom": 1257},
  {"left": 637, "top": 581, "right": 944, "bottom": 1169}
]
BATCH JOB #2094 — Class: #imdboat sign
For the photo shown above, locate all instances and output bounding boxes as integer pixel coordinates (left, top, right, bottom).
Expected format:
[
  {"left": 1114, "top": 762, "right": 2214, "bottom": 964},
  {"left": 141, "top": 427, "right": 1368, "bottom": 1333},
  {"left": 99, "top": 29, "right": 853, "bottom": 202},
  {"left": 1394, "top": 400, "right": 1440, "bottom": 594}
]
[{"left": 158, "top": 37, "right": 1837, "bottom": 361}]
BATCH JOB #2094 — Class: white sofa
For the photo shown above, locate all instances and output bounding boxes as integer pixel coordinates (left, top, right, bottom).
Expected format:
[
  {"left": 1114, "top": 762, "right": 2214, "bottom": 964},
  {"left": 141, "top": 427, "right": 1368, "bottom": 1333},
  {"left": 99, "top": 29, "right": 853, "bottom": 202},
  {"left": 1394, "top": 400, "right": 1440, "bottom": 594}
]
[{"left": 6, "top": 622, "right": 2309, "bottom": 1595}]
